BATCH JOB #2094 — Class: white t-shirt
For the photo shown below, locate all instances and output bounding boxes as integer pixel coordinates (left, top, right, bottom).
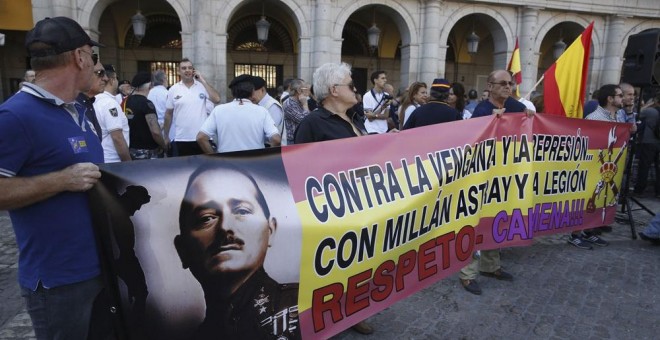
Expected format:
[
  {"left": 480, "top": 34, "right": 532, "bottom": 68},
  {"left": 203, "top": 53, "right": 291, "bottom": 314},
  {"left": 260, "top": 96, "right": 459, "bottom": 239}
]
[
  {"left": 363, "top": 89, "right": 389, "bottom": 134},
  {"left": 258, "top": 93, "right": 287, "bottom": 145},
  {"left": 94, "top": 91, "right": 130, "bottom": 163},
  {"left": 147, "top": 85, "right": 173, "bottom": 141},
  {"left": 402, "top": 104, "right": 419, "bottom": 126},
  {"left": 165, "top": 80, "right": 215, "bottom": 142},
  {"left": 519, "top": 97, "right": 536, "bottom": 112},
  {"left": 200, "top": 99, "right": 279, "bottom": 153}
]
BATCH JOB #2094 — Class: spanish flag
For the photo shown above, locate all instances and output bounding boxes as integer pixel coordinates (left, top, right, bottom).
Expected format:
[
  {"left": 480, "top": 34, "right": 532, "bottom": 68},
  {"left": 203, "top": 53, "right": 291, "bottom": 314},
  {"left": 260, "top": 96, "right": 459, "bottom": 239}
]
[
  {"left": 543, "top": 22, "right": 594, "bottom": 118},
  {"left": 507, "top": 38, "right": 522, "bottom": 97}
]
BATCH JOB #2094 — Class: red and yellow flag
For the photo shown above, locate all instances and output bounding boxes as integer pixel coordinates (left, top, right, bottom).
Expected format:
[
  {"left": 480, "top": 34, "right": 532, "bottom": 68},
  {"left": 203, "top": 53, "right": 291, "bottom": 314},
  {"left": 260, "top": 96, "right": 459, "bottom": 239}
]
[
  {"left": 507, "top": 37, "right": 522, "bottom": 97},
  {"left": 543, "top": 22, "right": 594, "bottom": 118}
]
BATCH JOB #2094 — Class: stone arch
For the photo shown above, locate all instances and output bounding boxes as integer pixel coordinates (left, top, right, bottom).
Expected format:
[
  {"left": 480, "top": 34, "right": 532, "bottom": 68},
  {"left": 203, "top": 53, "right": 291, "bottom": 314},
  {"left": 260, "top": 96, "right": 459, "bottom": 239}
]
[
  {"left": 440, "top": 5, "right": 515, "bottom": 54},
  {"left": 332, "top": 0, "right": 418, "bottom": 47},
  {"left": 534, "top": 15, "right": 601, "bottom": 60},
  {"left": 216, "top": 0, "right": 310, "bottom": 39},
  {"left": 621, "top": 20, "right": 660, "bottom": 46},
  {"left": 81, "top": 0, "right": 191, "bottom": 37},
  {"left": 226, "top": 15, "right": 294, "bottom": 53}
]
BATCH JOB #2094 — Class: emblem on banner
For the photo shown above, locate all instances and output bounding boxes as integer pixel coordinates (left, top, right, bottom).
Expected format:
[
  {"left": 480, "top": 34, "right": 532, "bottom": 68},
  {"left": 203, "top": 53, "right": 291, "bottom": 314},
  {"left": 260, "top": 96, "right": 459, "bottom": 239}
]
[{"left": 586, "top": 126, "right": 626, "bottom": 222}]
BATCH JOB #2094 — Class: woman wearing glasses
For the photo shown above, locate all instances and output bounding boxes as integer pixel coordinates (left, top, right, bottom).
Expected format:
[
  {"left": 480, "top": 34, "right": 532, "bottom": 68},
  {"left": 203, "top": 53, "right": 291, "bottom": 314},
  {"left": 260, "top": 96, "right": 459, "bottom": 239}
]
[
  {"left": 294, "top": 62, "right": 368, "bottom": 143},
  {"left": 292, "top": 62, "right": 375, "bottom": 335},
  {"left": 283, "top": 79, "right": 312, "bottom": 144}
]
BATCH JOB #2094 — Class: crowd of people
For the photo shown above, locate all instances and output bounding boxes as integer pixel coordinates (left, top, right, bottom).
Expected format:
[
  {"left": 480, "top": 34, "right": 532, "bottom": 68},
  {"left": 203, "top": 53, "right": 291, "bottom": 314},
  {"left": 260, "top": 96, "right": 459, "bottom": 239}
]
[{"left": 0, "top": 16, "right": 658, "bottom": 339}]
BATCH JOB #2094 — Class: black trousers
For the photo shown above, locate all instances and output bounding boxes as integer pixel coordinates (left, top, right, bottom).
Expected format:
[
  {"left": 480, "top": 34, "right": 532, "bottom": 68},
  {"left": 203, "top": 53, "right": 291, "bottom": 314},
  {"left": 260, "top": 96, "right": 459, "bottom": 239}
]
[{"left": 174, "top": 141, "right": 204, "bottom": 157}]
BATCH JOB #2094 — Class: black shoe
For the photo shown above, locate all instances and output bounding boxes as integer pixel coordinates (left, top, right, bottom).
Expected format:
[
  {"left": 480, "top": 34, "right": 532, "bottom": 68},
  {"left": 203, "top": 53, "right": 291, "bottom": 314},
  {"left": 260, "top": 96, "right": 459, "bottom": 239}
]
[
  {"left": 479, "top": 269, "right": 513, "bottom": 281},
  {"left": 460, "top": 279, "right": 482, "bottom": 295},
  {"left": 581, "top": 231, "right": 609, "bottom": 246},
  {"left": 568, "top": 234, "right": 593, "bottom": 249}
]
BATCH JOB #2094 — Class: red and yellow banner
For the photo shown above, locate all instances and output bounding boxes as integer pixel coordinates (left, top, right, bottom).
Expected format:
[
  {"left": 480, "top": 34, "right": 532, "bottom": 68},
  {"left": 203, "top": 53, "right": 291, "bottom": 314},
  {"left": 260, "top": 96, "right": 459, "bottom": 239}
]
[
  {"left": 91, "top": 113, "right": 629, "bottom": 339},
  {"left": 543, "top": 22, "right": 594, "bottom": 118}
]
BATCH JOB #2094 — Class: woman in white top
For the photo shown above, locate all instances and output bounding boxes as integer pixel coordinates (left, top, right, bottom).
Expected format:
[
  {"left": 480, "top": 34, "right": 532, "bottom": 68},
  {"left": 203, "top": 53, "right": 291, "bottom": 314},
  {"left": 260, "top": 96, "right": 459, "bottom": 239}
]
[
  {"left": 398, "top": 81, "right": 429, "bottom": 129},
  {"left": 448, "top": 82, "right": 472, "bottom": 119}
]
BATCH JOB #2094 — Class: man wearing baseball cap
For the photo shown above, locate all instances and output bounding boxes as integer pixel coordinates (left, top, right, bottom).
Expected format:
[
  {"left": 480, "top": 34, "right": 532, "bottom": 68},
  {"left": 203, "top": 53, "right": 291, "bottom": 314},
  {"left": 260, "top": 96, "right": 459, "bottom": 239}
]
[{"left": 0, "top": 16, "right": 113, "bottom": 339}]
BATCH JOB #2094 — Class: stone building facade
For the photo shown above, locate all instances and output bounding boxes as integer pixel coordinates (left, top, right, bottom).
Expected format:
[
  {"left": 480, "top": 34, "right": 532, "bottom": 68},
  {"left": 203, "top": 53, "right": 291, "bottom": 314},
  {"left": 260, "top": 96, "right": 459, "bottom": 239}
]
[{"left": 0, "top": 0, "right": 658, "bottom": 101}]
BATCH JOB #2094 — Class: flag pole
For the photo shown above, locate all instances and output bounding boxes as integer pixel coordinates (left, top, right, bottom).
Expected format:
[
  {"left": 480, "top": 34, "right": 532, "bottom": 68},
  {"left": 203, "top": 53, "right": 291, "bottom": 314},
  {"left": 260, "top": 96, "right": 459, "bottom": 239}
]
[{"left": 524, "top": 74, "right": 544, "bottom": 100}]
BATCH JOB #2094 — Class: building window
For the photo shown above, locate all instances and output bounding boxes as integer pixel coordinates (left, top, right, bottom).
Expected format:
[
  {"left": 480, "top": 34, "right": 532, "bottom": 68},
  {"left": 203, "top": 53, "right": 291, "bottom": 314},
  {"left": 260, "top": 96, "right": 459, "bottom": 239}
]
[
  {"left": 234, "top": 64, "right": 283, "bottom": 92},
  {"left": 138, "top": 61, "right": 180, "bottom": 86}
]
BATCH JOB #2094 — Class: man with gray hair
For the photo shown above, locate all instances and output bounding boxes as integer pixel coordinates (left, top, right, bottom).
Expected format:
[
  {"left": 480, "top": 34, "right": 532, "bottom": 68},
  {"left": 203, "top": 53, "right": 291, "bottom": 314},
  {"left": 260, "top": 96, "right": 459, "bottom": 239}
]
[
  {"left": 147, "top": 69, "right": 169, "bottom": 132},
  {"left": 126, "top": 71, "right": 166, "bottom": 159}
]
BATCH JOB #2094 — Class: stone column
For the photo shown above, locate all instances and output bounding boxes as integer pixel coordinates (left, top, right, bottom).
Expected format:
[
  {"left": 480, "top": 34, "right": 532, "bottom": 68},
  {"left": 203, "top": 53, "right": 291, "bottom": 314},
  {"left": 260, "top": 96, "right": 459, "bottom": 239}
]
[
  {"left": 298, "top": 36, "right": 313, "bottom": 81},
  {"left": 419, "top": 0, "right": 442, "bottom": 83},
  {"left": 601, "top": 15, "right": 627, "bottom": 85},
  {"left": 312, "top": 0, "right": 334, "bottom": 69},
  {"left": 192, "top": 1, "right": 217, "bottom": 90},
  {"left": 520, "top": 6, "right": 543, "bottom": 96},
  {"left": 215, "top": 33, "right": 228, "bottom": 102}
]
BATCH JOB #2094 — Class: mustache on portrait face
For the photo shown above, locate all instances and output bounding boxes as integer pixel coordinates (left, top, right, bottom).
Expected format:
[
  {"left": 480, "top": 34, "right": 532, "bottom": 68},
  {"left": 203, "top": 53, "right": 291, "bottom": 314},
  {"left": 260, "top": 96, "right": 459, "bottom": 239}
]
[{"left": 206, "top": 228, "right": 245, "bottom": 256}]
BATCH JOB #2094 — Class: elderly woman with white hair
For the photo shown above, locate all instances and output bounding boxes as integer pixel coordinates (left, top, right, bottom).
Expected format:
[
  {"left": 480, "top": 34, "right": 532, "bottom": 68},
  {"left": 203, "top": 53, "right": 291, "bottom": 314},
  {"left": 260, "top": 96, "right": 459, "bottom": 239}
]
[
  {"left": 294, "top": 62, "right": 367, "bottom": 143},
  {"left": 292, "top": 63, "right": 376, "bottom": 335}
]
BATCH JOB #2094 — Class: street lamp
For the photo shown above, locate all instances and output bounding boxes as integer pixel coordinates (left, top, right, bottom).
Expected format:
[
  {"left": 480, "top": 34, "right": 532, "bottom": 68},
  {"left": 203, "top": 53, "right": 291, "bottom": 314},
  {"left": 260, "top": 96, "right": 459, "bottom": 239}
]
[
  {"left": 367, "top": 8, "right": 380, "bottom": 55},
  {"left": 466, "top": 31, "right": 480, "bottom": 55},
  {"left": 553, "top": 39, "right": 566, "bottom": 59},
  {"left": 256, "top": 3, "right": 270, "bottom": 45},
  {"left": 367, "top": 23, "right": 381, "bottom": 54},
  {"left": 131, "top": 0, "right": 146, "bottom": 41}
]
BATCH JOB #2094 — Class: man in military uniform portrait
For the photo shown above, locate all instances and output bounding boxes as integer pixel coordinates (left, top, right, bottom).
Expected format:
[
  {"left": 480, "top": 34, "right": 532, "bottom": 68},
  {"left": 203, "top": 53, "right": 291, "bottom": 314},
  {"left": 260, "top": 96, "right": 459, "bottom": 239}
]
[{"left": 174, "top": 162, "right": 300, "bottom": 340}]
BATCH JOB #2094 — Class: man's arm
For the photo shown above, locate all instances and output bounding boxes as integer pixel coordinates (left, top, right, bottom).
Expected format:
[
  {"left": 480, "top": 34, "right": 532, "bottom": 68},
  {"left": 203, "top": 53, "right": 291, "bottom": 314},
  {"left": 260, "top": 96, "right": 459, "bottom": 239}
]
[
  {"left": 195, "top": 74, "right": 221, "bottom": 104},
  {"left": 0, "top": 163, "right": 101, "bottom": 210},
  {"left": 268, "top": 133, "right": 282, "bottom": 147},
  {"left": 163, "top": 108, "right": 174, "bottom": 150},
  {"left": 196, "top": 132, "right": 215, "bottom": 154},
  {"left": 110, "top": 130, "right": 132, "bottom": 161},
  {"left": 145, "top": 114, "right": 166, "bottom": 150}
]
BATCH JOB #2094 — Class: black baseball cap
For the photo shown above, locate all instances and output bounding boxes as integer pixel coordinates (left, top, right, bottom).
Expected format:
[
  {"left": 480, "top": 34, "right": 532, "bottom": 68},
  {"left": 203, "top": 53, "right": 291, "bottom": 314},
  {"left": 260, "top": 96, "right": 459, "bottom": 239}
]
[{"left": 26, "top": 16, "right": 103, "bottom": 57}]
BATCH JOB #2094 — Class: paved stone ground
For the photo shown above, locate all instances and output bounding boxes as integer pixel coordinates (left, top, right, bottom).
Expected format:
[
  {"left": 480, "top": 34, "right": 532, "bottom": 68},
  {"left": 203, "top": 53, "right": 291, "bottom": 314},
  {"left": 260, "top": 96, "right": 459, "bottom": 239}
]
[{"left": 0, "top": 194, "right": 658, "bottom": 339}]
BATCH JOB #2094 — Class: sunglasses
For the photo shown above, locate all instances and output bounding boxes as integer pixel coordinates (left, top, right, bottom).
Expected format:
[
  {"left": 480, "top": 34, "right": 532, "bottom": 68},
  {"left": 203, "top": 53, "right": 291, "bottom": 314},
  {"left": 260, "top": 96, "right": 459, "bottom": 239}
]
[
  {"left": 94, "top": 69, "right": 106, "bottom": 78},
  {"left": 79, "top": 49, "right": 99, "bottom": 65},
  {"left": 490, "top": 81, "right": 515, "bottom": 87}
]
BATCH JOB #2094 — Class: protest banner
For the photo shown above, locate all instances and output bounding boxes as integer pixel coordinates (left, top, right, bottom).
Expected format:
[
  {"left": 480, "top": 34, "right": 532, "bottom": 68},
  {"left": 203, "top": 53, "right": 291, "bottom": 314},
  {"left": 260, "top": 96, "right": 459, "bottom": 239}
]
[{"left": 89, "top": 113, "right": 629, "bottom": 339}]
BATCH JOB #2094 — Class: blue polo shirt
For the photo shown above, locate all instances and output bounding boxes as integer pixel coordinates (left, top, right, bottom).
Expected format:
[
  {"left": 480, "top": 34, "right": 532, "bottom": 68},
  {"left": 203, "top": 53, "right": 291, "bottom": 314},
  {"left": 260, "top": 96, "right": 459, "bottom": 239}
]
[
  {"left": 0, "top": 86, "right": 104, "bottom": 290},
  {"left": 472, "top": 97, "right": 527, "bottom": 118}
]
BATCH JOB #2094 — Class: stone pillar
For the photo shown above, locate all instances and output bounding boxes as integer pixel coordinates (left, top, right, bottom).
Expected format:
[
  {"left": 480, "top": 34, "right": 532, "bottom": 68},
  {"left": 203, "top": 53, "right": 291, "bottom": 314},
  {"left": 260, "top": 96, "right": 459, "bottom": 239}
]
[
  {"left": 419, "top": 0, "right": 442, "bottom": 83},
  {"left": 520, "top": 6, "right": 542, "bottom": 96},
  {"left": 298, "top": 36, "right": 313, "bottom": 81},
  {"left": 215, "top": 33, "right": 228, "bottom": 102},
  {"left": 601, "top": 15, "right": 627, "bottom": 85},
  {"left": 312, "top": 0, "right": 334, "bottom": 69},
  {"left": 192, "top": 1, "right": 217, "bottom": 90}
]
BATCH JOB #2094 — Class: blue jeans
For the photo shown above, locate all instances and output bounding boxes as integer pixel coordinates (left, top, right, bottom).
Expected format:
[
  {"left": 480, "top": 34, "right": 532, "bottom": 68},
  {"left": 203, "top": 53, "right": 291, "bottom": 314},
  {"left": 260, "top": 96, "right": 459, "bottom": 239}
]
[
  {"left": 21, "top": 276, "right": 105, "bottom": 340},
  {"left": 641, "top": 212, "right": 660, "bottom": 239}
]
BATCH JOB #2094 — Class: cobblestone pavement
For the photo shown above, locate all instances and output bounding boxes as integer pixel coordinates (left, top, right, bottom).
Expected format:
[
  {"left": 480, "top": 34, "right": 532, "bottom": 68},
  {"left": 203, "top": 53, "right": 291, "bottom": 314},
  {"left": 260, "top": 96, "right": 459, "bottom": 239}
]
[{"left": 0, "top": 195, "right": 658, "bottom": 339}]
